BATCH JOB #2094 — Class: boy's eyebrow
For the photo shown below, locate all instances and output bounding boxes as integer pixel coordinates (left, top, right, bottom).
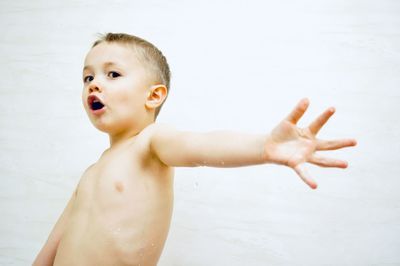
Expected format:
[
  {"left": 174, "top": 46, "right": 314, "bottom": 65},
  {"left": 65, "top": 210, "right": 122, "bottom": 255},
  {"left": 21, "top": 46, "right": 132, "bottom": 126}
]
[{"left": 83, "top": 62, "right": 121, "bottom": 71}]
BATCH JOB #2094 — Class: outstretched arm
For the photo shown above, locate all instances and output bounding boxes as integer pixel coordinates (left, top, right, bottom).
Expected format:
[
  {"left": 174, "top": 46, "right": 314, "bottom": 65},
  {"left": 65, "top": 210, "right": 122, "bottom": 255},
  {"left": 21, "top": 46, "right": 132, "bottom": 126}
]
[{"left": 150, "top": 98, "right": 356, "bottom": 189}]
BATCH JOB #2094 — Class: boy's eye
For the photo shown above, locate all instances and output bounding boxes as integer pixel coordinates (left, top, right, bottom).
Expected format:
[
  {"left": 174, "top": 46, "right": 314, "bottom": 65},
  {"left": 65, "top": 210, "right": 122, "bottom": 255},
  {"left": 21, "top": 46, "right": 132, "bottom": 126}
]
[
  {"left": 83, "top": 75, "right": 94, "bottom": 83},
  {"left": 108, "top": 71, "right": 121, "bottom": 78}
]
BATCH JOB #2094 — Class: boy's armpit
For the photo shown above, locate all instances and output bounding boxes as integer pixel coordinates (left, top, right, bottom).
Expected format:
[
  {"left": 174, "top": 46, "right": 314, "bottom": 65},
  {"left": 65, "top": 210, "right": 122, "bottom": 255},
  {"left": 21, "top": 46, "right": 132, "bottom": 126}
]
[
  {"left": 146, "top": 123, "right": 181, "bottom": 165},
  {"left": 139, "top": 124, "right": 177, "bottom": 165}
]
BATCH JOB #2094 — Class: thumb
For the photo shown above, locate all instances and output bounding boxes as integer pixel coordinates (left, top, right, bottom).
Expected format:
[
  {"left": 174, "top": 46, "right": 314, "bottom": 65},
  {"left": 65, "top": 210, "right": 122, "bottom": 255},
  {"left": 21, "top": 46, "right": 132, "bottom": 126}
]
[{"left": 293, "top": 164, "right": 318, "bottom": 189}]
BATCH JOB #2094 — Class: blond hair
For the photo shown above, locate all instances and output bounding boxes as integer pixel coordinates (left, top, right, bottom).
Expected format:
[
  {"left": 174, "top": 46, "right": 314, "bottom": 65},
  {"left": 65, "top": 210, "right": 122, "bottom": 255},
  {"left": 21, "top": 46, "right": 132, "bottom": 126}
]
[{"left": 92, "top": 32, "right": 171, "bottom": 119}]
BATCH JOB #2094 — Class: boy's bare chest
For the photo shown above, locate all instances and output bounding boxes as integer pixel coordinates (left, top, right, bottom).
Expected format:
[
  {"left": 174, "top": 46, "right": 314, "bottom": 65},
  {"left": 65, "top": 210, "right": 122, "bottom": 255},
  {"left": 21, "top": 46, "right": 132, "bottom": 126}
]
[
  {"left": 58, "top": 145, "right": 174, "bottom": 266},
  {"left": 75, "top": 148, "right": 148, "bottom": 209},
  {"left": 73, "top": 144, "right": 171, "bottom": 215}
]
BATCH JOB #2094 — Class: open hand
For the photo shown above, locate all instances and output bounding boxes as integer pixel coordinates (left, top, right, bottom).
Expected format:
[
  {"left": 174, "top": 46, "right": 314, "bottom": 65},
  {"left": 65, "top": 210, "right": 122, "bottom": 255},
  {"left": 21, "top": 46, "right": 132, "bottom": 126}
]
[{"left": 264, "top": 98, "right": 357, "bottom": 189}]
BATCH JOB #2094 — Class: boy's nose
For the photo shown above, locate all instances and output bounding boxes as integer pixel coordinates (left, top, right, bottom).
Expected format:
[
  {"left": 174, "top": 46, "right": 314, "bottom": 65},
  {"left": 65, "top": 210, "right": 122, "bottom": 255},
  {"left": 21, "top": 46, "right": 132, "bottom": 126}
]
[{"left": 88, "top": 83, "right": 102, "bottom": 93}]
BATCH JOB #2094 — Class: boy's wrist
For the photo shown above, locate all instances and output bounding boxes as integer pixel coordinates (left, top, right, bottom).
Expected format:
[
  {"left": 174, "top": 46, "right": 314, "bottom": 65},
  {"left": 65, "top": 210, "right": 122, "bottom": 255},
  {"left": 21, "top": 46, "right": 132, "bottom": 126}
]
[
  {"left": 261, "top": 133, "right": 286, "bottom": 166},
  {"left": 261, "top": 134, "right": 274, "bottom": 164}
]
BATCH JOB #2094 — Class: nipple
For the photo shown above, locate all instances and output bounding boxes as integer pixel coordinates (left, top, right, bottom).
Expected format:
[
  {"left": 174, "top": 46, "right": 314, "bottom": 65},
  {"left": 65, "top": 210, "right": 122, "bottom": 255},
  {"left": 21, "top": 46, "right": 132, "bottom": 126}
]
[{"left": 115, "top": 181, "right": 124, "bottom": 192}]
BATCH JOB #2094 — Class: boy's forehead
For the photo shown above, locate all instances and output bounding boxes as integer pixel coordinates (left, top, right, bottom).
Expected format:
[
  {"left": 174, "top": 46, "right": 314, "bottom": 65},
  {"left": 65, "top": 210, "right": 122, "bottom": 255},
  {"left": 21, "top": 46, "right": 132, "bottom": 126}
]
[{"left": 84, "top": 42, "right": 141, "bottom": 69}]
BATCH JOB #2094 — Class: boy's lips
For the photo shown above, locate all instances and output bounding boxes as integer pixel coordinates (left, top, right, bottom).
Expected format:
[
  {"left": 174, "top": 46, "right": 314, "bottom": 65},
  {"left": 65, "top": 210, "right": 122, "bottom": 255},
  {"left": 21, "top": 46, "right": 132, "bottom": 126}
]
[{"left": 87, "top": 94, "right": 106, "bottom": 115}]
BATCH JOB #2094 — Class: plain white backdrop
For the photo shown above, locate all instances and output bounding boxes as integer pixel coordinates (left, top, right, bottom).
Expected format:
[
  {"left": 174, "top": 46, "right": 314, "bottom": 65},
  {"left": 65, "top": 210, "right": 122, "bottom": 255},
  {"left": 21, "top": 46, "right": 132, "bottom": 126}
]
[{"left": 0, "top": 0, "right": 399, "bottom": 265}]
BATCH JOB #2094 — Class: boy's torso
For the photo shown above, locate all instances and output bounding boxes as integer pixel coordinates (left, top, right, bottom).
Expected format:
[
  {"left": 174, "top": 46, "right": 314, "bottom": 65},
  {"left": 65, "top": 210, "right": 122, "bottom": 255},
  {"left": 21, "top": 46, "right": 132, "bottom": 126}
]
[{"left": 53, "top": 128, "right": 174, "bottom": 266}]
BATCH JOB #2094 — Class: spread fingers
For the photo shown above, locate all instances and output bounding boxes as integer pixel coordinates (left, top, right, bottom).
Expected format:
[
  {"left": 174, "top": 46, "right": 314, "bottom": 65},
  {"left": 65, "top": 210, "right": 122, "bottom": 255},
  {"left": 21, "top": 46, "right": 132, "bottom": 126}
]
[
  {"left": 286, "top": 98, "right": 310, "bottom": 124},
  {"left": 309, "top": 154, "right": 348, "bottom": 168},
  {"left": 308, "top": 107, "right": 335, "bottom": 135},
  {"left": 293, "top": 164, "right": 318, "bottom": 189},
  {"left": 317, "top": 138, "right": 357, "bottom": 151}
]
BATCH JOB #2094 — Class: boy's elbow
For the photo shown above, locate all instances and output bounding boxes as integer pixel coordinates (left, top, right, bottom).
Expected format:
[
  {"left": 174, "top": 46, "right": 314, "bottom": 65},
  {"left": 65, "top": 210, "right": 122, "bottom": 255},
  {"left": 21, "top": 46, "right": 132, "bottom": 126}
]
[
  {"left": 32, "top": 256, "right": 54, "bottom": 266},
  {"left": 32, "top": 240, "right": 59, "bottom": 266},
  {"left": 32, "top": 252, "right": 56, "bottom": 266}
]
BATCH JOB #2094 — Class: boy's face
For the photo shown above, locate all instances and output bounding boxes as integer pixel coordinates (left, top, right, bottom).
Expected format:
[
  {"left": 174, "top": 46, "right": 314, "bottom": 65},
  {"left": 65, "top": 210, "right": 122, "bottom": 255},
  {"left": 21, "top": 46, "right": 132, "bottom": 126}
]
[{"left": 82, "top": 42, "right": 152, "bottom": 134}]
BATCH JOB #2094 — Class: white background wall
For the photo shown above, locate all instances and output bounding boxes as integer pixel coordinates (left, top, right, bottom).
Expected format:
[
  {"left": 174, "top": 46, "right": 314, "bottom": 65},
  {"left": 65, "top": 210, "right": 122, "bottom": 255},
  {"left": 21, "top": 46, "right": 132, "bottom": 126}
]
[{"left": 1, "top": 0, "right": 399, "bottom": 265}]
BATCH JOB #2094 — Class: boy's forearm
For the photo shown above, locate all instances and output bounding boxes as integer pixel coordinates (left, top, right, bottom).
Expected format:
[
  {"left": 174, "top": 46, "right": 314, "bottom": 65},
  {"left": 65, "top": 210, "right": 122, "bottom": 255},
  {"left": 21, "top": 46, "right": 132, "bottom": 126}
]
[
  {"left": 151, "top": 126, "right": 269, "bottom": 167},
  {"left": 186, "top": 131, "right": 268, "bottom": 167}
]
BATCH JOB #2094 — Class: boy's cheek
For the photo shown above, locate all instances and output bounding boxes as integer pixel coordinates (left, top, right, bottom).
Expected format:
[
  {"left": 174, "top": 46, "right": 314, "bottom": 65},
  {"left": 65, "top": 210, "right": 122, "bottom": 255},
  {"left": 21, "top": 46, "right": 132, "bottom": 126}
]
[
  {"left": 81, "top": 92, "right": 88, "bottom": 107},
  {"left": 81, "top": 98, "right": 89, "bottom": 111}
]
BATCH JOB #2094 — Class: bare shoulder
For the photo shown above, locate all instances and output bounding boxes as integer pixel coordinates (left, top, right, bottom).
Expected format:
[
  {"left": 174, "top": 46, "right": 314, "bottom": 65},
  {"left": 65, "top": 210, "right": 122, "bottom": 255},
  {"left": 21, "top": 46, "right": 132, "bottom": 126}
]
[
  {"left": 138, "top": 123, "right": 176, "bottom": 145},
  {"left": 133, "top": 123, "right": 176, "bottom": 163},
  {"left": 140, "top": 123, "right": 175, "bottom": 136}
]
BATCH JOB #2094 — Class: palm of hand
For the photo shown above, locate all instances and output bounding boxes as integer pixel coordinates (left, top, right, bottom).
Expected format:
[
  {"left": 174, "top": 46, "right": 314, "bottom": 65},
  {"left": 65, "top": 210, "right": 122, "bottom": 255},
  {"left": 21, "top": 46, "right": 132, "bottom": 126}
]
[
  {"left": 265, "top": 99, "right": 357, "bottom": 189},
  {"left": 268, "top": 121, "right": 316, "bottom": 167}
]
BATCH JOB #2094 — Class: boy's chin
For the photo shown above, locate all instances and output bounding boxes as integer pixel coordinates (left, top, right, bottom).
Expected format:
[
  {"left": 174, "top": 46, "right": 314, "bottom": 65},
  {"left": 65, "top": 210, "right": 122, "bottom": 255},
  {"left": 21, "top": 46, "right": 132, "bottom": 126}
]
[
  {"left": 94, "top": 125, "right": 112, "bottom": 133},
  {"left": 90, "top": 120, "right": 132, "bottom": 135},
  {"left": 89, "top": 120, "right": 114, "bottom": 133}
]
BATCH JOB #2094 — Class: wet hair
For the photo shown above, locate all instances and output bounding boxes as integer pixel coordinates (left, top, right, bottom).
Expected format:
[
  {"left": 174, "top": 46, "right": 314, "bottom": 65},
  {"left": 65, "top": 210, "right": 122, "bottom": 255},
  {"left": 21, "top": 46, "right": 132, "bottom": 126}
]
[{"left": 92, "top": 32, "right": 171, "bottom": 119}]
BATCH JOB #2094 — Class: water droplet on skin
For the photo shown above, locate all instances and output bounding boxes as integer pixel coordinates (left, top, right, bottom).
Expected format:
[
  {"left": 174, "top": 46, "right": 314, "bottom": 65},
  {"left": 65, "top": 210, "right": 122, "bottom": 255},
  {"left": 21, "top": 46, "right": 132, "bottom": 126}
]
[
  {"left": 112, "top": 227, "right": 121, "bottom": 235},
  {"left": 221, "top": 161, "right": 225, "bottom": 166}
]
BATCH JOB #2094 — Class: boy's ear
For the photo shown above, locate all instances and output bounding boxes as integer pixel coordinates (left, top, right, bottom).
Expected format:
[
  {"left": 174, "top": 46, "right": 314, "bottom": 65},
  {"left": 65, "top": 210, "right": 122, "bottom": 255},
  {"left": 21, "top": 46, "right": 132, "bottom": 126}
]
[{"left": 145, "top": 85, "right": 168, "bottom": 110}]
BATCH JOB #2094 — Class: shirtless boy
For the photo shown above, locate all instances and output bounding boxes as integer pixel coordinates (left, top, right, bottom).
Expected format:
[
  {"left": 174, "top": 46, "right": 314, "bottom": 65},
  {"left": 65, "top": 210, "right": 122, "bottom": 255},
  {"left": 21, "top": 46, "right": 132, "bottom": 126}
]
[{"left": 32, "top": 32, "right": 357, "bottom": 266}]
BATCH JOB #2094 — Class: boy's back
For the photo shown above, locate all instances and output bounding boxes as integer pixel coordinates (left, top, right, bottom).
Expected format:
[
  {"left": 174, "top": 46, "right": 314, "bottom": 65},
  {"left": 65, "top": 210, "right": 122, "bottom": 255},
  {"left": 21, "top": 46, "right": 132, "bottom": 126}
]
[{"left": 53, "top": 125, "right": 174, "bottom": 266}]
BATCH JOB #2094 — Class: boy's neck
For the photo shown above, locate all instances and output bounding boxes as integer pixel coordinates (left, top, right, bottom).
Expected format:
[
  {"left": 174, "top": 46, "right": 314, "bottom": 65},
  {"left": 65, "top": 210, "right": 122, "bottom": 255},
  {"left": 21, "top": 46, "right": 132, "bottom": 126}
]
[
  {"left": 107, "top": 119, "right": 154, "bottom": 151},
  {"left": 108, "top": 131, "right": 138, "bottom": 149}
]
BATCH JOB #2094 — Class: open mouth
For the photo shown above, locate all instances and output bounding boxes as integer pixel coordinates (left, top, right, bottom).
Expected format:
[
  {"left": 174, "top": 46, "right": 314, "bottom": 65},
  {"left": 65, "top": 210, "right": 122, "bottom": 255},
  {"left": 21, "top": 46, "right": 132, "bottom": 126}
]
[{"left": 87, "top": 95, "right": 105, "bottom": 111}]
